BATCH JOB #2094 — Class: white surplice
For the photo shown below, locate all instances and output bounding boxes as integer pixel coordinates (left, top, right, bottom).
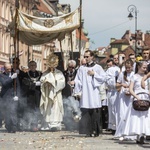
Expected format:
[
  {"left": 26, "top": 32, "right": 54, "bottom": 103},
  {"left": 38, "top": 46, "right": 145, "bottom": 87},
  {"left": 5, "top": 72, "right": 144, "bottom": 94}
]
[
  {"left": 40, "top": 69, "right": 65, "bottom": 129},
  {"left": 74, "top": 64, "right": 106, "bottom": 109},
  {"left": 105, "top": 65, "right": 120, "bottom": 130}
]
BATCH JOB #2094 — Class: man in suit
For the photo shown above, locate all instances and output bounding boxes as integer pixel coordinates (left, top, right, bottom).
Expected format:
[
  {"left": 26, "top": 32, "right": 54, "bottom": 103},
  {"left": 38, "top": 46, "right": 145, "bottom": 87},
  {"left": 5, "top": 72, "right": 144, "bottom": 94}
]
[
  {"left": 0, "top": 63, "right": 18, "bottom": 133},
  {"left": 11, "top": 57, "right": 27, "bottom": 131}
]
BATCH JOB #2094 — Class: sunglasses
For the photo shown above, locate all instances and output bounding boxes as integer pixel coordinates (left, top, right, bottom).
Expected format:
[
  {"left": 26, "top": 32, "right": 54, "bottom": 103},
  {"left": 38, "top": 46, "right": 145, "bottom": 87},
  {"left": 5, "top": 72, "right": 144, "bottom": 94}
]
[
  {"left": 68, "top": 66, "right": 74, "bottom": 69},
  {"left": 84, "top": 56, "right": 90, "bottom": 58}
]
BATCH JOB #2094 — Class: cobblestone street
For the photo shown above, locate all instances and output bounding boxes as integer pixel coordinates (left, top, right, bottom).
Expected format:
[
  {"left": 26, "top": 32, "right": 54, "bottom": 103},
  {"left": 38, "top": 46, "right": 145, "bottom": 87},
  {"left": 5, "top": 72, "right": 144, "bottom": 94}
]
[{"left": 0, "top": 127, "right": 150, "bottom": 150}]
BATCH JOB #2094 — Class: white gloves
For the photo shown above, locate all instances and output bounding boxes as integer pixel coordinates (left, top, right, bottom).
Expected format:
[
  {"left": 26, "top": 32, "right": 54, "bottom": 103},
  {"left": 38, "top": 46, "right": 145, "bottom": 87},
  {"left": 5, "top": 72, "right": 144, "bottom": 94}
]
[
  {"left": 13, "top": 96, "right": 18, "bottom": 101},
  {"left": 11, "top": 73, "right": 17, "bottom": 79},
  {"left": 73, "top": 92, "right": 81, "bottom": 100},
  {"left": 35, "top": 81, "right": 41, "bottom": 86}
]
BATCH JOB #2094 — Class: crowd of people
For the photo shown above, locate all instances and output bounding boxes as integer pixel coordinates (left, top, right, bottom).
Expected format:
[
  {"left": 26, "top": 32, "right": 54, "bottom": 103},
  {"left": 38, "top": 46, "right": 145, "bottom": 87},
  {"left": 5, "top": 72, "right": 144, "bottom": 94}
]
[
  {"left": 0, "top": 49, "right": 150, "bottom": 145},
  {"left": 105, "top": 48, "right": 150, "bottom": 144}
]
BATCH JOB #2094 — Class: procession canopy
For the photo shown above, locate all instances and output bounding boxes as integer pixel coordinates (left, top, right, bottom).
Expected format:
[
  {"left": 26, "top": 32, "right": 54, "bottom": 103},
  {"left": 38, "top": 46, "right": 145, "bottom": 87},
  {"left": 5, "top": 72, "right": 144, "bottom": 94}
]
[{"left": 9, "top": 8, "right": 80, "bottom": 45}]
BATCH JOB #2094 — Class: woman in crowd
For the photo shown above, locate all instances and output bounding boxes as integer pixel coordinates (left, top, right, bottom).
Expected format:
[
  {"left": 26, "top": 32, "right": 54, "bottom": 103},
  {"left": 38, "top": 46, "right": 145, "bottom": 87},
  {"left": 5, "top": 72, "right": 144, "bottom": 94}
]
[
  {"left": 115, "top": 59, "right": 134, "bottom": 125},
  {"left": 115, "top": 59, "right": 134, "bottom": 139}
]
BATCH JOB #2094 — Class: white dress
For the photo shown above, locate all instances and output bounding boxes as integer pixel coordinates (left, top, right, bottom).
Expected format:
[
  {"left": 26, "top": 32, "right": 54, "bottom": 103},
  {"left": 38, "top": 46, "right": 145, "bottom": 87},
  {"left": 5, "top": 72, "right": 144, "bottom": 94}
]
[
  {"left": 115, "top": 71, "right": 134, "bottom": 127},
  {"left": 116, "top": 74, "right": 150, "bottom": 137}
]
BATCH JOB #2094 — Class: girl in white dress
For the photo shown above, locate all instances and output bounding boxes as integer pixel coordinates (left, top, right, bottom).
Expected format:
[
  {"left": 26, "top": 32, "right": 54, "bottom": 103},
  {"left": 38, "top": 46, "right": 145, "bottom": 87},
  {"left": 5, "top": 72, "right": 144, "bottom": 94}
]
[
  {"left": 116, "top": 61, "right": 150, "bottom": 144},
  {"left": 115, "top": 59, "right": 134, "bottom": 130}
]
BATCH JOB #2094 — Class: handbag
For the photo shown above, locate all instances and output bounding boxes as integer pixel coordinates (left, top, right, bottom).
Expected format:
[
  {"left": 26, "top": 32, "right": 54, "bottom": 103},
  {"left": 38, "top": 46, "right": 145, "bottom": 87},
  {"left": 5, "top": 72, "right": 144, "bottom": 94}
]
[{"left": 132, "top": 92, "right": 150, "bottom": 111}]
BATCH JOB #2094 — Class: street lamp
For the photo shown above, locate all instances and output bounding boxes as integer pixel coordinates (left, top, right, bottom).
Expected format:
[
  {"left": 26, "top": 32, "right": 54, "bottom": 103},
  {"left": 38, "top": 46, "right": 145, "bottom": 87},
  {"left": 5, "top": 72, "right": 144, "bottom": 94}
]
[{"left": 127, "top": 5, "right": 138, "bottom": 56}]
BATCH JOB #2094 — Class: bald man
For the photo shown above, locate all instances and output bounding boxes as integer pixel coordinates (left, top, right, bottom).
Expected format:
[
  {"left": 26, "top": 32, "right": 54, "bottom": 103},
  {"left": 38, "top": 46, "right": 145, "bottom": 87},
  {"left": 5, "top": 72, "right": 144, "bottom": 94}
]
[
  {"left": 80, "top": 58, "right": 86, "bottom": 66},
  {"left": 0, "top": 63, "right": 18, "bottom": 133}
]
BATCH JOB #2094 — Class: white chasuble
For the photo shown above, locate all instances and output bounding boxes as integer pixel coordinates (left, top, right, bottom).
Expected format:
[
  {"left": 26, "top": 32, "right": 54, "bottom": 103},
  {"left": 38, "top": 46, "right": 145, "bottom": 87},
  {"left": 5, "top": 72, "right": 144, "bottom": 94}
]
[{"left": 40, "top": 69, "right": 65, "bottom": 124}]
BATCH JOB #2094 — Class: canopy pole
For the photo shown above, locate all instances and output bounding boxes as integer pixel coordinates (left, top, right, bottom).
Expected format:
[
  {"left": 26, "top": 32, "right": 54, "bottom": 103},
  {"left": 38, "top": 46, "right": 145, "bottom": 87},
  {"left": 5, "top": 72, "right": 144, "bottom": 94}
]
[
  {"left": 15, "top": 0, "right": 20, "bottom": 62},
  {"left": 60, "top": 40, "right": 64, "bottom": 71},
  {"left": 79, "top": 0, "right": 82, "bottom": 59},
  {"left": 70, "top": 32, "right": 73, "bottom": 59},
  {"left": 13, "top": 0, "right": 19, "bottom": 96},
  {"left": 27, "top": 0, "right": 30, "bottom": 63}
]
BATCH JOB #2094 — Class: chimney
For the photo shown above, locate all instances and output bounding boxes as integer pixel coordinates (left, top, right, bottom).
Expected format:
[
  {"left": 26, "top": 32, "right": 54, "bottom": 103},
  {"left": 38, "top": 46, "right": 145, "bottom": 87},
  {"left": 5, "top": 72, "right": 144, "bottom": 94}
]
[{"left": 110, "top": 38, "right": 115, "bottom": 43}]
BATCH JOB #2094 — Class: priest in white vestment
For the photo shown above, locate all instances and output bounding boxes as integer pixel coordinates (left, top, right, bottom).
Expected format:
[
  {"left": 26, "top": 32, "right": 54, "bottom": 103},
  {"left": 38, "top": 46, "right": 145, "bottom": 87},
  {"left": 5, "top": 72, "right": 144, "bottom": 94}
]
[
  {"left": 40, "top": 54, "right": 65, "bottom": 130},
  {"left": 73, "top": 50, "right": 106, "bottom": 137}
]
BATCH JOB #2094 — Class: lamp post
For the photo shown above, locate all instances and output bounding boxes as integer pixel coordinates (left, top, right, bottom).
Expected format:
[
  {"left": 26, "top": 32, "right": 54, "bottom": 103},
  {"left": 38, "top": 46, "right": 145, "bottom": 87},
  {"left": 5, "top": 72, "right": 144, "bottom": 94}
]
[{"left": 127, "top": 5, "right": 138, "bottom": 56}]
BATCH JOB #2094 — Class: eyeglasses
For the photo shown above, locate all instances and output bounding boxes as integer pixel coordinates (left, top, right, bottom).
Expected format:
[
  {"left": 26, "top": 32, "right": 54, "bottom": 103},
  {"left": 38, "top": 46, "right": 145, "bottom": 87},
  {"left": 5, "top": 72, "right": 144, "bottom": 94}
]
[
  {"left": 84, "top": 56, "right": 90, "bottom": 58},
  {"left": 68, "top": 66, "right": 74, "bottom": 69}
]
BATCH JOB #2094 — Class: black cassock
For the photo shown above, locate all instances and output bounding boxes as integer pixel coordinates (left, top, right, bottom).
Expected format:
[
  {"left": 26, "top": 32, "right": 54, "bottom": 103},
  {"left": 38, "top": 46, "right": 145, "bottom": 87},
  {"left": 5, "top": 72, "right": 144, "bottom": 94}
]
[
  {"left": 79, "top": 108, "right": 102, "bottom": 136},
  {"left": 62, "top": 69, "right": 77, "bottom": 98},
  {"left": 22, "top": 70, "right": 42, "bottom": 130}
]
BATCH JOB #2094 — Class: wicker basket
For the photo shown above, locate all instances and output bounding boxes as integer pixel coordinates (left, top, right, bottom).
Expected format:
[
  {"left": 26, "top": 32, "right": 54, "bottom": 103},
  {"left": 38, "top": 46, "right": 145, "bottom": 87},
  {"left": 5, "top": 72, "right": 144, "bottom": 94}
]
[{"left": 132, "top": 92, "right": 150, "bottom": 111}]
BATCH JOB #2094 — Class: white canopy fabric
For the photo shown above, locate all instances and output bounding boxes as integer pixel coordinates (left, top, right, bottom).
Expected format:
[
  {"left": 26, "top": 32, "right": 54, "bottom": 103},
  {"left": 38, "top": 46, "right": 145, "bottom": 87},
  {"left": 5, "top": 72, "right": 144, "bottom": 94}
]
[{"left": 9, "top": 8, "right": 80, "bottom": 45}]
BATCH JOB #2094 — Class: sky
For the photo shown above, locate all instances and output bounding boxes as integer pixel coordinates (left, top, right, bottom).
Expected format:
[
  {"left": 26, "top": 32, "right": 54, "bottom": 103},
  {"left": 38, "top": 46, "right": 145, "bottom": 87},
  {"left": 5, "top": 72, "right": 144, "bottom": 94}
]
[{"left": 59, "top": 0, "right": 150, "bottom": 49}]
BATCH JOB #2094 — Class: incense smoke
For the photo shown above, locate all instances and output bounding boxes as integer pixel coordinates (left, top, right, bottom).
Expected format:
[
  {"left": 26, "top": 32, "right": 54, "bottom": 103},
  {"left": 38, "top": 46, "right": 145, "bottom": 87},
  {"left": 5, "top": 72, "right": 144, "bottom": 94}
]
[{"left": 63, "top": 96, "right": 81, "bottom": 131}]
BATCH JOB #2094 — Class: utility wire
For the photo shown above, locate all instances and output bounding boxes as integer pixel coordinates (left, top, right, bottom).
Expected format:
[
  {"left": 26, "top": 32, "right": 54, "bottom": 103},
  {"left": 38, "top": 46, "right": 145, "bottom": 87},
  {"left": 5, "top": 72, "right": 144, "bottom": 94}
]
[{"left": 89, "top": 20, "right": 131, "bottom": 36}]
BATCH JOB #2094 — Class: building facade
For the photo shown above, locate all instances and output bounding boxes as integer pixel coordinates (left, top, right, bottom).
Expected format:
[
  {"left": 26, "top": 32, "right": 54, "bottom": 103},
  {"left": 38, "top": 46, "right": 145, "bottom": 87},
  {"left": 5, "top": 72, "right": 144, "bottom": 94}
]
[
  {"left": 0, "top": 0, "right": 89, "bottom": 72},
  {"left": 0, "top": 0, "right": 34, "bottom": 71},
  {"left": 110, "top": 30, "right": 150, "bottom": 56}
]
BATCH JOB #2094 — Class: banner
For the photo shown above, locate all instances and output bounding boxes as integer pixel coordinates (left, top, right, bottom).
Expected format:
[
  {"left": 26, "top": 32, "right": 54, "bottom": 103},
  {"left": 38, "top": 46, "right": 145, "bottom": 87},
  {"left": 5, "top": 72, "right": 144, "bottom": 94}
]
[{"left": 10, "top": 8, "right": 80, "bottom": 45}]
